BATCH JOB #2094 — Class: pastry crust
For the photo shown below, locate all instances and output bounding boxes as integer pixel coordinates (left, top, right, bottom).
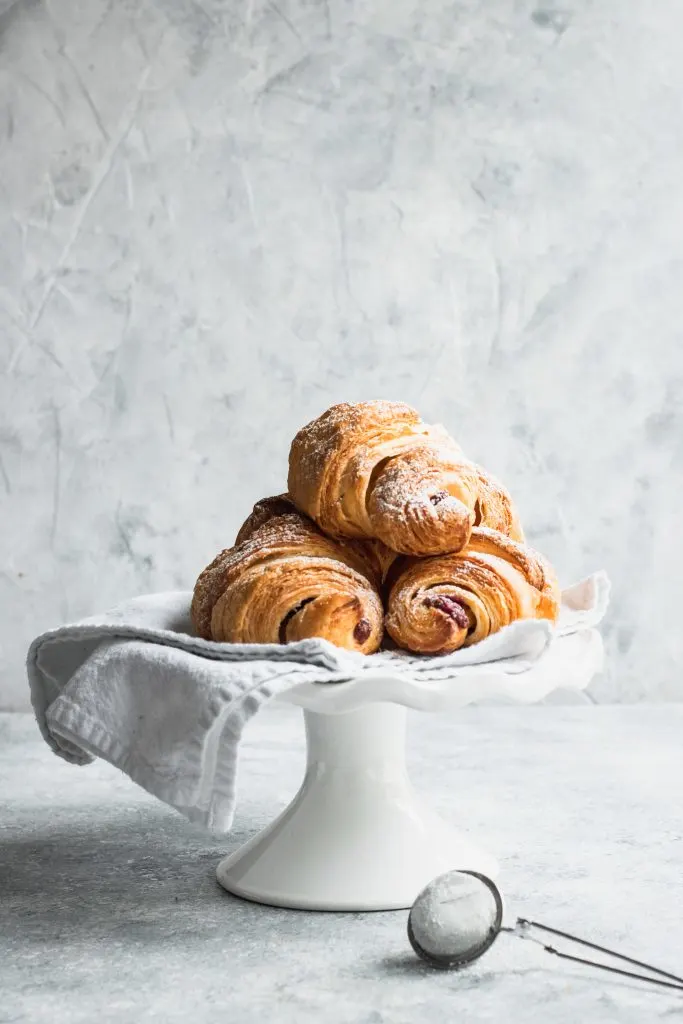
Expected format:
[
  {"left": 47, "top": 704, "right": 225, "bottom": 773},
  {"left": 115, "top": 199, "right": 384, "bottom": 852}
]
[
  {"left": 288, "top": 401, "right": 481, "bottom": 556},
  {"left": 473, "top": 465, "right": 525, "bottom": 542},
  {"left": 235, "top": 494, "right": 396, "bottom": 583},
  {"left": 234, "top": 494, "right": 298, "bottom": 544},
  {"left": 384, "top": 527, "right": 560, "bottom": 654},
  {"left": 191, "top": 498, "right": 384, "bottom": 652}
]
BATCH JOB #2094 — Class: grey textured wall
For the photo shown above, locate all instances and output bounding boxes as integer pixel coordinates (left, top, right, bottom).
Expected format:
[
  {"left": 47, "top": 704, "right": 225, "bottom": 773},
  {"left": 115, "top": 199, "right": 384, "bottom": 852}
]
[{"left": 1, "top": 0, "right": 681, "bottom": 709}]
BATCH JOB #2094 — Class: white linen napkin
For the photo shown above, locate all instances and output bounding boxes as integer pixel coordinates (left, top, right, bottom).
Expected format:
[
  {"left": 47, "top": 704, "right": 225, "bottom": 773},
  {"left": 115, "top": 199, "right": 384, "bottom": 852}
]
[{"left": 27, "top": 571, "right": 610, "bottom": 831}]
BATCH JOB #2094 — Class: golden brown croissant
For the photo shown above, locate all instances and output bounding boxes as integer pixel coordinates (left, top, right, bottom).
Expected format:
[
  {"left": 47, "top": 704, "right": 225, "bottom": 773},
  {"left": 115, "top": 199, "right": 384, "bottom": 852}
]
[
  {"left": 191, "top": 497, "right": 384, "bottom": 652},
  {"left": 288, "top": 400, "right": 482, "bottom": 556},
  {"left": 384, "top": 527, "right": 560, "bottom": 654}
]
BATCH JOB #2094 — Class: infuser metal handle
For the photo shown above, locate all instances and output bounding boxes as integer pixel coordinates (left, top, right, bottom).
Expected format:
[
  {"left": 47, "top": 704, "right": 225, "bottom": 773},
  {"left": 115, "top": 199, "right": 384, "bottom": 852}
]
[{"left": 512, "top": 918, "right": 683, "bottom": 992}]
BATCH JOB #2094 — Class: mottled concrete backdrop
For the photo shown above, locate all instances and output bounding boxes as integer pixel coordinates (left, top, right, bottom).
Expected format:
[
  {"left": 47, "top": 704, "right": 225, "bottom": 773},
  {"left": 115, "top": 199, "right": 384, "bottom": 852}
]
[{"left": 1, "top": 1, "right": 681, "bottom": 708}]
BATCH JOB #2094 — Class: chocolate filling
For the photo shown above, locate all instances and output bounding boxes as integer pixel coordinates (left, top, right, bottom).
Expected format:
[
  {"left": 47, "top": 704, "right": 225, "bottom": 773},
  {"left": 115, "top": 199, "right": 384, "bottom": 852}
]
[
  {"left": 424, "top": 595, "right": 470, "bottom": 630},
  {"left": 353, "top": 617, "right": 372, "bottom": 644},
  {"left": 279, "top": 597, "right": 316, "bottom": 643},
  {"left": 430, "top": 490, "right": 449, "bottom": 506}
]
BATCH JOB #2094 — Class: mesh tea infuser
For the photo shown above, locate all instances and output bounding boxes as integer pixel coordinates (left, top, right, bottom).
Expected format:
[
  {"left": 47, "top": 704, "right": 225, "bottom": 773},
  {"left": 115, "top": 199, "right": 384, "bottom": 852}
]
[{"left": 407, "top": 871, "right": 683, "bottom": 992}]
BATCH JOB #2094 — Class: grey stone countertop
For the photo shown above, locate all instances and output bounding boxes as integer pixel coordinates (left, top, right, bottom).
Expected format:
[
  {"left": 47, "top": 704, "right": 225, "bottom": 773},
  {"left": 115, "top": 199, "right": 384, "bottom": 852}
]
[{"left": 2, "top": 704, "right": 682, "bottom": 1023}]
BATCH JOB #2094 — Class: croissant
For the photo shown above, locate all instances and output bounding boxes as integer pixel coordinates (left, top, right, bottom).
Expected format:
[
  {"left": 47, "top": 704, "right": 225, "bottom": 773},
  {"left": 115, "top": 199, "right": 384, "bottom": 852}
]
[
  {"left": 191, "top": 496, "right": 384, "bottom": 652},
  {"left": 288, "top": 400, "right": 482, "bottom": 556},
  {"left": 384, "top": 527, "right": 560, "bottom": 654}
]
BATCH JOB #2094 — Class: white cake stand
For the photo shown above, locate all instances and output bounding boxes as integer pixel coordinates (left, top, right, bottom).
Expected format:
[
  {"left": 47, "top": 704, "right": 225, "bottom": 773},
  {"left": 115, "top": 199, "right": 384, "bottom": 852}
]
[{"left": 217, "top": 629, "right": 603, "bottom": 912}]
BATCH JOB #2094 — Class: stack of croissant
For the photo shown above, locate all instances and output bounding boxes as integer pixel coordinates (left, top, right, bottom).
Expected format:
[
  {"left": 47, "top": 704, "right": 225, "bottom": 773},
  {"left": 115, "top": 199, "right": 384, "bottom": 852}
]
[{"left": 192, "top": 401, "right": 561, "bottom": 655}]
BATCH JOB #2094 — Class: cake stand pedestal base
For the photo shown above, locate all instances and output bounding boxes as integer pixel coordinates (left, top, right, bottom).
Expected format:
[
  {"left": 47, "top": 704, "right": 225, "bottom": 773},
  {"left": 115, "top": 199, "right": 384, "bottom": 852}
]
[{"left": 217, "top": 703, "right": 498, "bottom": 912}]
